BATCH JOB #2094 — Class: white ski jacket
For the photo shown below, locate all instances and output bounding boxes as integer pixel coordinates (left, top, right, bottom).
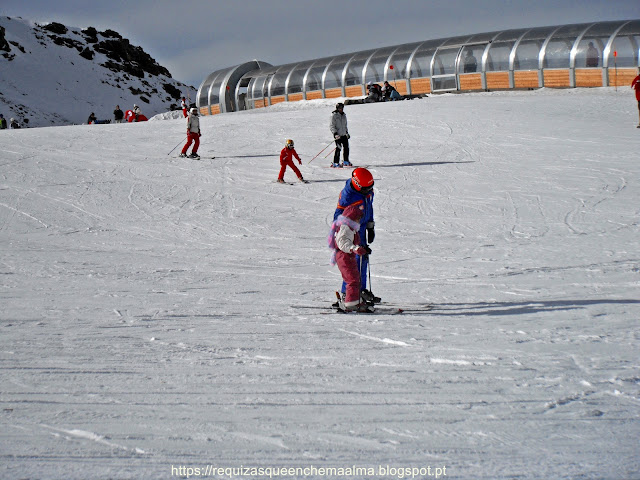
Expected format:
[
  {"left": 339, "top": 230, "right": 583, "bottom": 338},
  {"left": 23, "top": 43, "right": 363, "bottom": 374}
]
[
  {"left": 187, "top": 113, "right": 200, "bottom": 134},
  {"left": 334, "top": 224, "right": 360, "bottom": 254}
]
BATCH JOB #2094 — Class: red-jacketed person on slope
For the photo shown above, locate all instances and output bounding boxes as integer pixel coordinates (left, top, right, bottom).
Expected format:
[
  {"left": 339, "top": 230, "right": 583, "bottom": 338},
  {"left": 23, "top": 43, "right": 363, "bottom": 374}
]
[
  {"left": 277, "top": 139, "right": 306, "bottom": 183},
  {"left": 632, "top": 68, "right": 640, "bottom": 128},
  {"left": 328, "top": 203, "right": 373, "bottom": 313},
  {"left": 180, "top": 108, "right": 201, "bottom": 159}
]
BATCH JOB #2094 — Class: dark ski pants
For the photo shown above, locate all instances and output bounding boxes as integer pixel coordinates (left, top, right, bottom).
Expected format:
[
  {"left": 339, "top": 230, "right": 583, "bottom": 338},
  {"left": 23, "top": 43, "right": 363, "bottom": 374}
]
[{"left": 333, "top": 136, "right": 349, "bottom": 164}]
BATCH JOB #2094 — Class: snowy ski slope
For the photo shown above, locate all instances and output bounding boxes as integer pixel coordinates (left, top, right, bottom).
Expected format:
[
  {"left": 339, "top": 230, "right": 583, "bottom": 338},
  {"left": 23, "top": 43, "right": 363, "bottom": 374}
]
[{"left": 1, "top": 88, "right": 639, "bottom": 479}]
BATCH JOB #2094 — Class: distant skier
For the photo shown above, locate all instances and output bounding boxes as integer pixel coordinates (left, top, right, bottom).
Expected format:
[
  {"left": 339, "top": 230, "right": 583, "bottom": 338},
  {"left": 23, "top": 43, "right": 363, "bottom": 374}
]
[
  {"left": 0, "top": 114, "right": 7, "bottom": 129},
  {"left": 181, "top": 97, "right": 188, "bottom": 118},
  {"left": 87, "top": 112, "right": 97, "bottom": 124},
  {"left": 133, "top": 104, "right": 141, "bottom": 122},
  {"left": 113, "top": 105, "right": 124, "bottom": 123},
  {"left": 10, "top": 118, "right": 20, "bottom": 129},
  {"left": 328, "top": 203, "right": 373, "bottom": 312},
  {"left": 179, "top": 107, "right": 201, "bottom": 158},
  {"left": 330, "top": 102, "right": 350, "bottom": 167},
  {"left": 277, "top": 139, "right": 306, "bottom": 183},
  {"left": 333, "top": 167, "right": 378, "bottom": 305},
  {"left": 632, "top": 69, "right": 640, "bottom": 128}
]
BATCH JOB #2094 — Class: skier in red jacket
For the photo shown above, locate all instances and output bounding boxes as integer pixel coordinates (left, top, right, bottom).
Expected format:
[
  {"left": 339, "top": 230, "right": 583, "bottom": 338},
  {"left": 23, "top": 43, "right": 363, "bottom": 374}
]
[
  {"left": 632, "top": 70, "right": 640, "bottom": 128},
  {"left": 277, "top": 139, "right": 306, "bottom": 183}
]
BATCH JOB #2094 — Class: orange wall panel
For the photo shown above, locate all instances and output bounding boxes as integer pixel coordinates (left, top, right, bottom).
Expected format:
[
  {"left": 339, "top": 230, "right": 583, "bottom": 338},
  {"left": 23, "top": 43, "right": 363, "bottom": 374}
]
[
  {"left": 607, "top": 68, "right": 638, "bottom": 87},
  {"left": 410, "top": 77, "right": 431, "bottom": 94},
  {"left": 345, "top": 85, "right": 364, "bottom": 97},
  {"left": 543, "top": 69, "right": 570, "bottom": 87},
  {"left": 485, "top": 72, "right": 510, "bottom": 89},
  {"left": 306, "top": 90, "right": 323, "bottom": 100},
  {"left": 575, "top": 69, "right": 603, "bottom": 87},
  {"left": 270, "top": 96, "right": 285, "bottom": 105},
  {"left": 391, "top": 80, "right": 409, "bottom": 95},
  {"left": 459, "top": 73, "right": 482, "bottom": 91},
  {"left": 288, "top": 93, "right": 304, "bottom": 102},
  {"left": 325, "top": 88, "right": 343, "bottom": 99},
  {"left": 199, "top": 106, "right": 210, "bottom": 116},
  {"left": 514, "top": 70, "right": 539, "bottom": 88}
]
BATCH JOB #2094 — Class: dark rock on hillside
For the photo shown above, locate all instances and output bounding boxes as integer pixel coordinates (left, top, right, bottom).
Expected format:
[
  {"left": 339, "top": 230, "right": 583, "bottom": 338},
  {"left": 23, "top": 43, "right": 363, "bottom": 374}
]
[
  {"left": 40, "top": 22, "right": 67, "bottom": 35},
  {"left": 94, "top": 39, "right": 171, "bottom": 78},
  {"left": 81, "top": 26, "right": 98, "bottom": 43},
  {"left": 0, "top": 25, "right": 10, "bottom": 52}
]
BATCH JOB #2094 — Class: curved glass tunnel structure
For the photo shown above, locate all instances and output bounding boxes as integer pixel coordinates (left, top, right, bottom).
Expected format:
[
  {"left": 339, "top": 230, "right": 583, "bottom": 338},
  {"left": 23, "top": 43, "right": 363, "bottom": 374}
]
[{"left": 197, "top": 20, "right": 640, "bottom": 116}]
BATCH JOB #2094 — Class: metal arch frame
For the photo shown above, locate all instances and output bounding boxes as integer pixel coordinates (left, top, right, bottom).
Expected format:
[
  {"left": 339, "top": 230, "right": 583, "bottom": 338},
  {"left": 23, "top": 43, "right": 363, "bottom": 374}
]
[
  {"left": 479, "top": 32, "right": 504, "bottom": 89},
  {"left": 340, "top": 52, "right": 361, "bottom": 96},
  {"left": 568, "top": 22, "right": 598, "bottom": 87},
  {"left": 206, "top": 72, "right": 223, "bottom": 113},
  {"left": 602, "top": 21, "right": 634, "bottom": 86},
  {"left": 284, "top": 63, "right": 302, "bottom": 101},
  {"left": 383, "top": 46, "right": 402, "bottom": 88},
  {"left": 509, "top": 29, "right": 533, "bottom": 88},
  {"left": 285, "top": 61, "right": 316, "bottom": 99},
  {"left": 538, "top": 25, "right": 567, "bottom": 87},
  {"left": 359, "top": 49, "right": 380, "bottom": 91},
  {"left": 320, "top": 57, "right": 338, "bottom": 98},
  {"left": 429, "top": 39, "right": 457, "bottom": 92},
  {"left": 196, "top": 72, "right": 216, "bottom": 114},
  {"left": 301, "top": 60, "right": 321, "bottom": 100},
  {"left": 405, "top": 41, "right": 427, "bottom": 95}
]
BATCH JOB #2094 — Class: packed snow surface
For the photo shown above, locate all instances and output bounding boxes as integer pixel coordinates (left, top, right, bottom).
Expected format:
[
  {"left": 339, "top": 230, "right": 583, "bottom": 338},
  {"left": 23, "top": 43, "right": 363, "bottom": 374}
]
[{"left": 1, "top": 89, "right": 639, "bottom": 479}]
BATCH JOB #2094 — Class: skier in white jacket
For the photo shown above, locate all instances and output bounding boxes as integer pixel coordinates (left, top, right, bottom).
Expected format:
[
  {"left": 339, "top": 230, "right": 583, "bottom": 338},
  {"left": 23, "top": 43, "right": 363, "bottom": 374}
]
[{"left": 179, "top": 108, "right": 201, "bottom": 159}]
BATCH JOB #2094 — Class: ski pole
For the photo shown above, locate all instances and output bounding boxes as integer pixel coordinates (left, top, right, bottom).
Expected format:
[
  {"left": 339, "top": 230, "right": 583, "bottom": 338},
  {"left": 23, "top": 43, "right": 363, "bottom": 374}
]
[
  {"left": 368, "top": 256, "right": 372, "bottom": 294},
  {"left": 324, "top": 147, "right": 337, "bottom": 159},
  {"left": 167, "top": 136, "right": 186, "bottom": 155},
  {"left": 308, "top": 140, "right": 334, "bottom": 164}
]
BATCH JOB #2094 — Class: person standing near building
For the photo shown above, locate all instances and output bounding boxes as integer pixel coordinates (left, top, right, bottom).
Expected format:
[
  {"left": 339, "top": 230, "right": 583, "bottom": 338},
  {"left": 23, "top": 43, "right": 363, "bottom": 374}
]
[
  {"left": 632, "top": 69, "right": 640, "bottom": 128},
  {"left": 333, "top": 167, "right": 378, "bottom": 305},
  {"left": 464, "top": 49, "right": 477, "bottom": 73},
  {"left": 179, "top": 107, "right": 201, "bottom": 158},
  {"left": 277, "top": 139, "right": 306, "bottom": 183},
  {"left": 0, "top": 114, "right": 7, "bottom": 129},
  {"left": 113, "top": 105, "right": 124, "bottom": 123},
  {"left": 586, "top": 42, "right": 599, "bottom": 67},
  {"left": 330, "top": 102, "right": 350, "bottom": 167}
]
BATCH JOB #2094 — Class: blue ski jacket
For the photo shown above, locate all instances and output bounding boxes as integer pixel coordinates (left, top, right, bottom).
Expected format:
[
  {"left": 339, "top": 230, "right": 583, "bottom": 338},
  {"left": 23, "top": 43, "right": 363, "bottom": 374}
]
[{"left": 333, "top": 179, "right": 374, "bottom": 242}]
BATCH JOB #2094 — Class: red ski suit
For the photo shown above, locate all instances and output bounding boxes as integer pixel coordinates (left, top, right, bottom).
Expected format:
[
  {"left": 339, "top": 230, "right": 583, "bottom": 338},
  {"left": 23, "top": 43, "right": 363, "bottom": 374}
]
[
  {"left": 278, "top": 147, "right": 302, "bottom": 181},
  {"left": 632, "top": 75, "right": 640, "bottom": 102}
]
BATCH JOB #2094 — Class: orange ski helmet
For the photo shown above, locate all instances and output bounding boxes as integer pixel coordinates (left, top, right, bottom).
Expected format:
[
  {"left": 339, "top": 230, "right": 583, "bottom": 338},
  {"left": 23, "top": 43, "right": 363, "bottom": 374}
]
[{"left": 351, "top": 167, "right": 374, "bottom": 193}]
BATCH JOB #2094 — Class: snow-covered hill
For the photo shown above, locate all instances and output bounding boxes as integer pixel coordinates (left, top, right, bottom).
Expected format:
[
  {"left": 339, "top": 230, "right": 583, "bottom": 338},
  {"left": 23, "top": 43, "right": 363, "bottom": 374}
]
[
  {"left": 0, "top": 88, "right": 639, "bottom": 479},
  {"left": 0, "top": 16, "right": 196, "bottom": 127}
]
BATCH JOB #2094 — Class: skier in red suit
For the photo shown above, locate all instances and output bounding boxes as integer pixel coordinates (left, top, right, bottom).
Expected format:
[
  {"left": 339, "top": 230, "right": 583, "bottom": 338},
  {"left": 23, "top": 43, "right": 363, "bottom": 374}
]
[
  {"left": 632, "top": 70, "right": 640, "bottom": 128},
  {"left": 277, "top": 139, "right": 306, "bottom": 183}
]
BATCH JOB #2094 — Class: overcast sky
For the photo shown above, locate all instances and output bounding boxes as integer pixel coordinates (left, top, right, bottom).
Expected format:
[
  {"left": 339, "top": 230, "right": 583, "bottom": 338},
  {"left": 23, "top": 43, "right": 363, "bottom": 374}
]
[{"left": 2, "top": 0, "right": 638, "bottom": 88}]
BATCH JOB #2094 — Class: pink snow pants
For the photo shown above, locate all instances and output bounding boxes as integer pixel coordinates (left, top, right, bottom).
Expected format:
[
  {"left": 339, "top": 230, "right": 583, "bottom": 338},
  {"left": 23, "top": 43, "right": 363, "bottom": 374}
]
[{"left": 335, "top": 250, "right": 361, "bottom": 307}]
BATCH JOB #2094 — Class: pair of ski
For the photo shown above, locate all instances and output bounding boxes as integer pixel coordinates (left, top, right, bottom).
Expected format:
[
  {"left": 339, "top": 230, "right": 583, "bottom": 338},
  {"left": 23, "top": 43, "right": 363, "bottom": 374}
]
[
  {"left": 275, "top": 179, "right": 310, "bottom": 185},
  {"left": 177, "top": 155, "right": 215, "bottom": 160},
  {"left": 292, "top": 295, "right": 433, "bottom": 315}
]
